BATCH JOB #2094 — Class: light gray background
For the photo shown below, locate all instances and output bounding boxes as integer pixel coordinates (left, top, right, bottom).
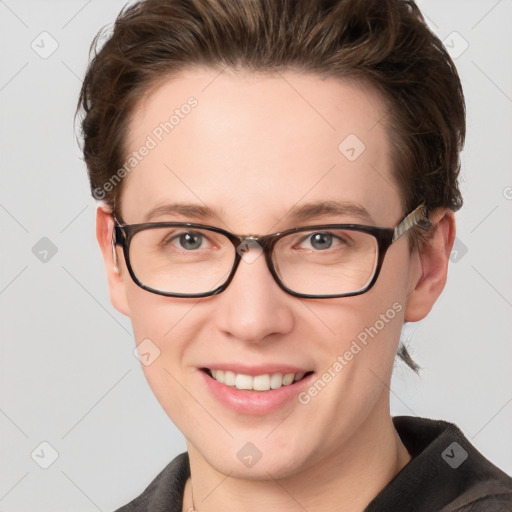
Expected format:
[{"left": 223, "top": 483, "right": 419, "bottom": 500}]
[{"left": 0, "top": 0, "right": 511, "bottom": 510}]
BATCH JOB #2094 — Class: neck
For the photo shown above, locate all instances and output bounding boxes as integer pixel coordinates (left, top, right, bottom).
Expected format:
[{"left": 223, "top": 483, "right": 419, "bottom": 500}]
[{"left": 183, "top": 406, "right": 411, "bottom": 512}]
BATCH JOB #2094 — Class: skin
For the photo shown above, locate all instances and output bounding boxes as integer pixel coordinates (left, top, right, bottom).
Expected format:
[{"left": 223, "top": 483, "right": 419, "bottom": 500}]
[{"left": 96, "top": 68, "right": 455, "bottom": 511}]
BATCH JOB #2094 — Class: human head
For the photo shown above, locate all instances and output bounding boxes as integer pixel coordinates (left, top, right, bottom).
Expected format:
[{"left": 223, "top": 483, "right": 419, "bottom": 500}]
[
  {"left": 77, "top": 0, "right": 464, "bottom": 491},
  {"left": 78, "top": 0, "right": 465, "bottom": 249}
]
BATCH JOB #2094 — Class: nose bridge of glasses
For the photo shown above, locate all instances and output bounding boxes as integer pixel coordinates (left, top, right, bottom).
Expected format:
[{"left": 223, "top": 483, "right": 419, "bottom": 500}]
[{"left": 235, "top": 235, "right": 267, "bottom": 263}]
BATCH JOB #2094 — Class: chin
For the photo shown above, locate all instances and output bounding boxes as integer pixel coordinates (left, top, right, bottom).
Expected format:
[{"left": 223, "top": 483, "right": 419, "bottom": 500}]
[{"left": 188, "top": 430, "right": 316, "bottom": 481}]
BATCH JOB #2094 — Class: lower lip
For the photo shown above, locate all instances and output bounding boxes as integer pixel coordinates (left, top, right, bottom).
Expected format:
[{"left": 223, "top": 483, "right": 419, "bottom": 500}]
[{"left": 199, "top": 369, "right": 315, "bottom": 416}]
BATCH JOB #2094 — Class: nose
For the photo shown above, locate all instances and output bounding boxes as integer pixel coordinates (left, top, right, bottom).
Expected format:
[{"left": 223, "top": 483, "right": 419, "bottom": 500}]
[{"left": 213, "top": 244, "right": 294, "bottom": 344}]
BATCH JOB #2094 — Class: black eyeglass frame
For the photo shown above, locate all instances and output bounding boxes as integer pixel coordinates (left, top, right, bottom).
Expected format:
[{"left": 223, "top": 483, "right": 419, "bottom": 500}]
[{"left": 112, "top": 203, "right": 428, "bottom": 299}]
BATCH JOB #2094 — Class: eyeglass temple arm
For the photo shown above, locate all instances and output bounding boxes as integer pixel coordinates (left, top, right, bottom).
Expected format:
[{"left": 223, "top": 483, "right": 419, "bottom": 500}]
[
  {"left": 392, "top": 203, "right": 429, "bottom": 242},
  {"left": 111, "top": 216, "right": 121, "bottom": 273}
]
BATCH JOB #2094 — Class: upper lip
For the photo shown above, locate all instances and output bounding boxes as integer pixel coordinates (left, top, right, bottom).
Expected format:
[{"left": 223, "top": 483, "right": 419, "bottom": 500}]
[{"left": 201, "top": 363, "right": 314, "bottom": 376}]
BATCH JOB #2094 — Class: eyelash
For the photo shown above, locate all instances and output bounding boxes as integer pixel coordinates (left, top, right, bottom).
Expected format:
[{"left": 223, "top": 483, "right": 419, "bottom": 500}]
[{"left": 160, "top": 230, "right": 351, "bottom": 252}]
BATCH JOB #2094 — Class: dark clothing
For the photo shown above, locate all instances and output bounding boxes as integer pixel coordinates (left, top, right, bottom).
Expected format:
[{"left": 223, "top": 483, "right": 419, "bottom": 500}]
[{"left": 114, "top": 416, "right": 512, "bottom": 511}]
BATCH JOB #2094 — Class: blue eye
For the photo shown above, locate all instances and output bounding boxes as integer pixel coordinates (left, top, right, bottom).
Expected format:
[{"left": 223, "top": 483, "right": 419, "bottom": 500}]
[
  {"left": 299, "top": 231, "right": 350, "bottom": 251},
  {"left": 308, "top": 232, "right": 334, "bottom": 250},
  {"left": 177, "top": 232, "right": 204, "bottom": 250},
  {"left": 161, "top": 231, "right": 207, "bottom": 251}
]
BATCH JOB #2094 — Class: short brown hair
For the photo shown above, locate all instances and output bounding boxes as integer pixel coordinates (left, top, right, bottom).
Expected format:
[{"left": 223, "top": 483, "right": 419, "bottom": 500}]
[{"left": 77, "top": 0, "right": 466, "bottom": 370}]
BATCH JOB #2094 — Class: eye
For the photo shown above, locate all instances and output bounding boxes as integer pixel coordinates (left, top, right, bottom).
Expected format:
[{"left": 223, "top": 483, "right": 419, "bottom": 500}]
[
  {"left": 301, "top": 231, "right": 349, "bottom": 251},
  {"left": 307, "top": 232, "right": 334, "bottom": 250},
  {"left": 163, "top": 231, "right": 207, "bottom": 251}
]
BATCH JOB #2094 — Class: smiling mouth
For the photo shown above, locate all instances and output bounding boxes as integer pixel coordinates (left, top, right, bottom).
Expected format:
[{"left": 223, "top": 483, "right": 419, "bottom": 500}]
[{"left": 201, "top": 368, "right": 314, "bottom": 392}]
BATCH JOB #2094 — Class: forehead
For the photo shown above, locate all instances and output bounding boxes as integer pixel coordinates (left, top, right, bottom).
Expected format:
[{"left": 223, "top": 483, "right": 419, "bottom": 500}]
[{"left": 121, "top": 68, "right": 402, "bottom": 229}]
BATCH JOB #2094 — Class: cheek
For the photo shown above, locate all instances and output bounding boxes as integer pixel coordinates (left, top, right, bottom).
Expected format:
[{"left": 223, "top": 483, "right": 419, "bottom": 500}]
[
  {"left": 124, "top": 276, "right": 203, "bottom": 343},
  {"left": 276, "top": 294, "right": 405, "bottom": 461},
  {"left": 124, "top": 283, "right": 206, "bottom": 395},
  {"left": 125, "top": 287, "right": 170, "bottom": 341},
  {"left": 125, "top": 286, "right": 181, "bottom": 371},
  {"left": 305, "top": 248, "right": 410, "bottom": 384},
  {"left": 305, "top": 294, "right": 405, "bottom": 373}
]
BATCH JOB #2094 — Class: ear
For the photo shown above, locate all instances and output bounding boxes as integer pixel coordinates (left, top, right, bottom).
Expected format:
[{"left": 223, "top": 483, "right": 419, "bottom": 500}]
[
  {"left": 96, "top": 205, "right": 131, "bottom": 316},
  {"left": 404, "top": 208, "right": 456, "bottom": 322}
]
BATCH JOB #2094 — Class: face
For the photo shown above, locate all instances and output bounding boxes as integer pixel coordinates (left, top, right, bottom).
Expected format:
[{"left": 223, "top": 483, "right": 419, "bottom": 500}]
[{"left": 97, "top": 68, "right": 447, "bottom": 480}]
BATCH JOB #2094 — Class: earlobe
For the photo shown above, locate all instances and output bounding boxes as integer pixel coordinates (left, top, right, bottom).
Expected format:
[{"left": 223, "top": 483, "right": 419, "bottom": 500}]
[
  {"left": 96, "top": 205, "right": 131, "bottom": 316},
  {"left": 404, "top": 209, "right": 456, "bottom": 322}
]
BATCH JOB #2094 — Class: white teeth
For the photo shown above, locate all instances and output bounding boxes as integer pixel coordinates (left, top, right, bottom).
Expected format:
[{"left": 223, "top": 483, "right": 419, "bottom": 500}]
[
  {"left": 252, "top": 374, "right": 270, "bottom": 391},
  {"left": 208, "top": 369, "right": 308, "bottom": 391},
  {"left": 235, "top": 373, "right": 253, "bottom": 390},
  {"left": 282, "top": 373, "right": 295, "bottom": 385},
  {"left": 224, "top": 370, "right": 236, "bottom": 386},
  {"left": 270, "top": 373, "right": 284, "bottom": 389}
]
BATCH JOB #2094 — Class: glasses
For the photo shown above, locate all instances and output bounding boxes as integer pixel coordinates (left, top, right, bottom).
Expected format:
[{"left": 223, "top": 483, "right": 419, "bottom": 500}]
[{"left": 112, "top": 203, "right": 428, "bottom": 299}]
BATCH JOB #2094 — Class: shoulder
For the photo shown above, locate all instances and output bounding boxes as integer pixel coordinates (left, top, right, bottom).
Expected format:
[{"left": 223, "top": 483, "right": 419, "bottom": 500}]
[
  {"left": 365, "top": 416, "right": 512, "bottom": 512},
  {"left": 113, "top": 452, "right": 190, "bottom": 512}
]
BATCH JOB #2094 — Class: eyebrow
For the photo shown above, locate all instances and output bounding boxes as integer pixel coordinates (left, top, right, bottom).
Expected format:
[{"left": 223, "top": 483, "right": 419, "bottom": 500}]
[
  {"left": 143, "top": 203, "right": 218, "bottom": 222},
  {"left": 142, "top": 200, "right": 373, "bottom": 224},
  {"left": 286, "top": 200, "right": 373, "bottom": 224}
]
